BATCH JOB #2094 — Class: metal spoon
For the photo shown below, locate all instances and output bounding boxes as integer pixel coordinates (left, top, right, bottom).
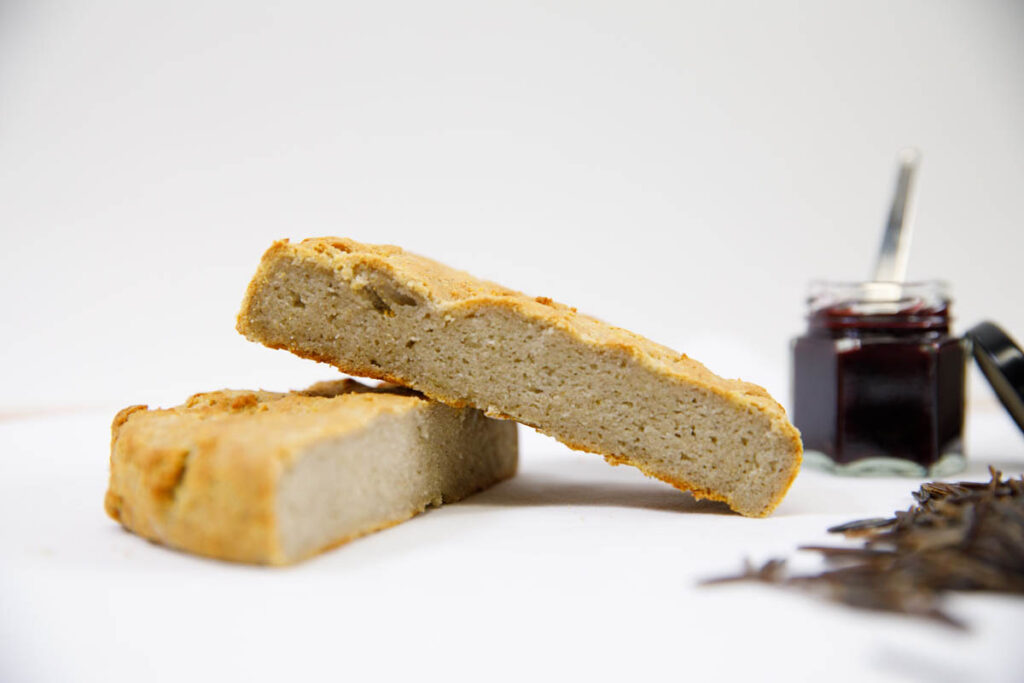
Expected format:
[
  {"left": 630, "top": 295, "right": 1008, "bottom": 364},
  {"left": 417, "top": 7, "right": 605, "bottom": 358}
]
[{"left": 872, "top": 148, "right": 921, "bottom": 283}]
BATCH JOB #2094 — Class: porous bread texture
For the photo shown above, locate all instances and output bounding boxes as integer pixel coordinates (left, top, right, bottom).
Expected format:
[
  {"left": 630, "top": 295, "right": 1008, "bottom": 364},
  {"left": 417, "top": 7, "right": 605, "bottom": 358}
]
[
  {"left": 237, "top": 237, "right": 803, "bottom": 517},
  {"left": 104, "top": 379, "right": 517, "bottom": 565}
]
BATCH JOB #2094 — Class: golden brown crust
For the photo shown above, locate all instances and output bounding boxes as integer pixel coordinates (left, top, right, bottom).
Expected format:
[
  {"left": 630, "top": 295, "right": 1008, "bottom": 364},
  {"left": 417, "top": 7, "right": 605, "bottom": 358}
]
[
  {"left": 237, "top": 237, "right": 803, "bottom": 516},
  {"left": 105, "top": 379, "right": 511, "bottom": 565}
]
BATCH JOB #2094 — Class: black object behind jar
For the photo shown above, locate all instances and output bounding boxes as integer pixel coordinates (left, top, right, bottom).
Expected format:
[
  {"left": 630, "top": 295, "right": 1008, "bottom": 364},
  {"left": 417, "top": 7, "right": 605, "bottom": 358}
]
[{"left": 966, "top": 321, "right": 1024, "bottom": 435}]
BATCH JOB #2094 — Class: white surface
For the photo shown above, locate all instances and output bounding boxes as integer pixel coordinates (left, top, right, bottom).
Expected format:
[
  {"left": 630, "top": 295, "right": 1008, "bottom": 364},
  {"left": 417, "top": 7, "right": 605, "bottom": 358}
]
[{"left": 1, "top": 404, "right": 1022, "bottom": 683}]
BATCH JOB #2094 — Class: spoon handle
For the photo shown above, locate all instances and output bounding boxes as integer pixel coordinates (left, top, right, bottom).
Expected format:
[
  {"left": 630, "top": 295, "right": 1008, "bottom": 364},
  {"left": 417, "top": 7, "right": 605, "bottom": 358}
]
[{"left": 872, "top": 149, "right": 920, "bottom": 283}]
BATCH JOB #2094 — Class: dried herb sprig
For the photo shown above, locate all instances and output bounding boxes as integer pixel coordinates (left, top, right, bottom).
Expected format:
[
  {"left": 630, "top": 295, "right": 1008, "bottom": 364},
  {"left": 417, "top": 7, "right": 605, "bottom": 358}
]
[{"left": 703, "top": 468, "right": 1024, "bottom": 629}]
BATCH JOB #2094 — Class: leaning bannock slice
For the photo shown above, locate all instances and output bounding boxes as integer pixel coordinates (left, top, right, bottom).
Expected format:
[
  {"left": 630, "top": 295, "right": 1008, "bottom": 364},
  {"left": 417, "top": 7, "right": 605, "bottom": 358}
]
[
  {"left": 237, "top": 237, "right": 802, "bottom": 517},
  {"left": 104, "top": 379, "right": 517, "bottom": 564}
]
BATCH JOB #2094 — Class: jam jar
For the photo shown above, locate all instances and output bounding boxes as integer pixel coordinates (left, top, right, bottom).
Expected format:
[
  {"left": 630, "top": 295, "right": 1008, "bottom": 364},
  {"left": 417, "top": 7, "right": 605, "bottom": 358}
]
[{"left": 792, "top": 281, "right": 966, "bottom": 476}]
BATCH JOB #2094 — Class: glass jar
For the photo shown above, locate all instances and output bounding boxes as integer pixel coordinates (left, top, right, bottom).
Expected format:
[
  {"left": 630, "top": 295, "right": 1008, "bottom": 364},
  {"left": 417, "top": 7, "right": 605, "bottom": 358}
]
[{"left": 792, "top": 281, "right": 966, "bottom": 476}]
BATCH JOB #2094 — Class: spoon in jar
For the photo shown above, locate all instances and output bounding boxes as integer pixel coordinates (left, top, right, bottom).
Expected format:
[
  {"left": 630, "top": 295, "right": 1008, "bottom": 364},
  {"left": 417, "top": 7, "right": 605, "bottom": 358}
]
[{"left": 867, "top": 149, "right": 920, "bottom": 302}]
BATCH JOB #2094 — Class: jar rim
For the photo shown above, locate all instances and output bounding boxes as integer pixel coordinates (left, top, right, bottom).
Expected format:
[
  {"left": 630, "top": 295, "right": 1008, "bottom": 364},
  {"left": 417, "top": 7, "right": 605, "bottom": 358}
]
[{"left": 806, "top": 280, "right": 951, "bottom": 318}]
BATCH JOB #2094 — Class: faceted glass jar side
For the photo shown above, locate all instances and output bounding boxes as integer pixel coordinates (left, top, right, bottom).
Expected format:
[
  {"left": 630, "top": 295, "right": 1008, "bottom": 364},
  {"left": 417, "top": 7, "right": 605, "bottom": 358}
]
[{"left": 791, "top": 281, "right": 967, "bottom": 476}]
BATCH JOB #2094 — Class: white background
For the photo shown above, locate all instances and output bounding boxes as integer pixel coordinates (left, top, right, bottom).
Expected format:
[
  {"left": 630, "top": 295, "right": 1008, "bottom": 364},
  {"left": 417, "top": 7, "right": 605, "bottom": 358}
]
[
  {"left": 1, "top": 0, "right": 1023, "bottom": 412},
  {"left": 1, "top": 2, "right": 1023, "bottom": 681}
]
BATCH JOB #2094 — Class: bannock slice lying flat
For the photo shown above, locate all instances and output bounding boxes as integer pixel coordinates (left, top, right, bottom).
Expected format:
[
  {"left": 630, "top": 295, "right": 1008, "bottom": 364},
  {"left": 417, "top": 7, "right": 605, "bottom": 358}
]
[
  {"left": 237, "top": 237, "right": 802, "bottom": 517},
  {"left": 104, "top": 379, "right": 517, "bottom": 564}
]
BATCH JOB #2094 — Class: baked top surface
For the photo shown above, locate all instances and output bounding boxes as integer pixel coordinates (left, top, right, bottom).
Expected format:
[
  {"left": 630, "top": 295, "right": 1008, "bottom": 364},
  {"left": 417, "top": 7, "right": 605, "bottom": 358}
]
[{"left": 114, "top": 379, "right": 427, "bottom": 461}]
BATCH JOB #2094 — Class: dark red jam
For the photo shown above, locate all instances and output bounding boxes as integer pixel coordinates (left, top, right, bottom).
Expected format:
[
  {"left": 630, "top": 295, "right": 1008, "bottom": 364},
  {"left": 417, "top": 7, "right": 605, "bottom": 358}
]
[{"left": 792, "top": 285, "right": 966, "bottom": 473}]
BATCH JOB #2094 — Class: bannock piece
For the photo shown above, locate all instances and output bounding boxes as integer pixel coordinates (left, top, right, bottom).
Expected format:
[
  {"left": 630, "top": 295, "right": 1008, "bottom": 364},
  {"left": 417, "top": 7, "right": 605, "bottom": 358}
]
[
  {"left": 105, "top": 379, "right": 518, "bottom": 564},
  {"left": 237, "top": 237, "right": 802, "bottom": 517}
]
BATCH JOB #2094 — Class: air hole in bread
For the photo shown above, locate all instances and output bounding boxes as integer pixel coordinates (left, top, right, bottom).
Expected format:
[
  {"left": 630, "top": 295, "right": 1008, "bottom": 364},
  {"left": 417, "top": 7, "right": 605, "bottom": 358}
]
[{"left": 361, "top": 287, "right": 394, "bottom": 316}]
